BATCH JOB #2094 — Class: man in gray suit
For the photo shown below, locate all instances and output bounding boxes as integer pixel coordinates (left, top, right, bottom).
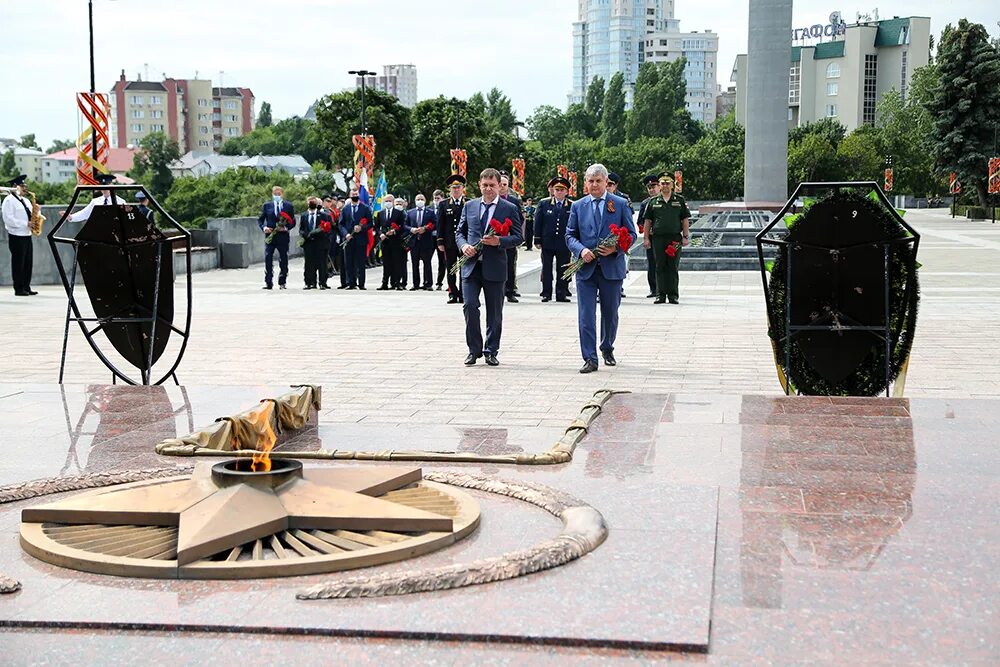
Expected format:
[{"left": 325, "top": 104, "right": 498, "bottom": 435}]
[{"left": 456, "top": 168, "right": 523, "bottom": 366}]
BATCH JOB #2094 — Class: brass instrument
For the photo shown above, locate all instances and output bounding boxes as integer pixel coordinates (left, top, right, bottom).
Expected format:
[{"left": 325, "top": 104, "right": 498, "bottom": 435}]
[{"left": 27, "top": 188, "right": 45, "bottom": 236}]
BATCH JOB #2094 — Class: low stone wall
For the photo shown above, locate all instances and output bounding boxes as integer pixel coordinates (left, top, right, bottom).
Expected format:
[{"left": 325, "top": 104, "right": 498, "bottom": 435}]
[{"left": 206, "top": 217, "right": 304, "bottom": 268}]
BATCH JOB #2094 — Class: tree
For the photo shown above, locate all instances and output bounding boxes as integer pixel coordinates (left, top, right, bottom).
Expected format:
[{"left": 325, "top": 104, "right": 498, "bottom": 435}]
[
  {"left": 128, "top": 132, "right": 180, "bottom": 200},
  {"left": 788, "top": 118, "right": 846, "bottom": 148},
  {"left": 875, "top": 89, "right": 937, "bottom": 196},
  {"left": 600, "top": 73, "right": 627, "bottom": 146},
  {"left": 584, "top": 76, "right": 605, "bottom": 126},
  {"left": 312, "top": 89, "right": 413, "bottom": 179},
  {"left": 18, "top": 134, "right": 40, "bottom": 150},
  {"left": 788, "top": 134, "right": 840, "bottom": 189},
  {"left": 46, "top": 139, "right": 74, "bottom": 153},
  {"left": 627, "top": 60, "right": 688, "bottom": 140},
  {"left": 0, "top": 150, "right": 16, "bottom": 179},
  {"left": 526, "top": 105, "right": 569, "bottom": 147},
  {"left": 836, "top": 128, "right": 882, "bottom": 182},
  {"left": 222, "top": 117, "right": 328, "bottom": 165},
  {"left": 680, "top": 112, "right": 745, "bottom": 199},
  {"left": 925, "top": 19, "right": 1000, "bottom": 207},
  {"left": 484, "top": 88, "right": 517, "bottom": 133},
  {"left": 257, "top": 101, "right": 273, "bottom": 128},
  {"left": 564, "top": 102, "right": 598, "bottom": 139}
]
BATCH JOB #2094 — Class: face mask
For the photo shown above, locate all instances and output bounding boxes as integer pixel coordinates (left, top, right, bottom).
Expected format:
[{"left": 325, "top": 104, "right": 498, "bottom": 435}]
[
  {"left": 308, "top": 203, "right": 317, "bottom": 210},
  {"left": 350, "top": 195, "right": 359, "bottom": 202},
  {"left": 416, "top": 200, "right": 425, "bottom": 209},
  {"left": 394, "top": 203, "right": 403, "bottom": 210}
]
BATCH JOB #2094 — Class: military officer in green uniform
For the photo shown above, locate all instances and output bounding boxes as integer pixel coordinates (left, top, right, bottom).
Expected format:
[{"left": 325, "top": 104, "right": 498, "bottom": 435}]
[{"left": 642, "top": 173, "right": 690, "bottom": 304}]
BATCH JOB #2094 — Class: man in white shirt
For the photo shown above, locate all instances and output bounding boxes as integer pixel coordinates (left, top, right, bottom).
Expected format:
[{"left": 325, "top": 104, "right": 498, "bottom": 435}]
[
  {"left": 1, "top": 174, "right": 36, "bottom": 296},
  {"left": 61, "top": 173, "right": 128, "bottom": 223}
]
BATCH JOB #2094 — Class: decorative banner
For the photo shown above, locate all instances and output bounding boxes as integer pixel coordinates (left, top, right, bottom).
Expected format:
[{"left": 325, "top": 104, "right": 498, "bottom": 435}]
[
  {"left": 557, "top": 164, "right": 569, "bottom": 180},
  {"left": 450, "top": 148, "right": 467, "bottom": 177},
  {"left": 511, "top": 158, "right": 525, "bottom": 197},
  {"left": 75, "top": 92, "right": 111, "bottom": 185},
  {"left": 884, "top": 167, "right": 894, "bottom": 192},
  {"left": 988, "top": 158, "right": 1000, "bottom": 195},
  {"left": 674, "top": 170, "right": 684, "bottom": 193},
  {"left": 949, "top": 172, "right": 961, "bottom": 195},
  {"left": 352, "top": 134, "right": 376, "bottom": 183},
  {"left": 568, "top": 171, "right": 578, "bottom": 198}
]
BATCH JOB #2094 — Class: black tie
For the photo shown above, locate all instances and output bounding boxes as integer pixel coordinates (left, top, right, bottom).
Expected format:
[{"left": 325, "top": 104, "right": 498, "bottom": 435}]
[
  {"left": 310, "top": 213, "right": 315, "bottom": 230},
  {"left": 481, "top": 202, "right": 494, "bottom": 225},
  {"left": 103, "top": 196, "right": 109, "bottom": 205}
]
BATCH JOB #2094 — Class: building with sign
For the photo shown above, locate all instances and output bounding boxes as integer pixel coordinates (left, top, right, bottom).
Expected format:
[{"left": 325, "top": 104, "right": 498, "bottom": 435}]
[{"left": 732, "top": 15, "right": 931, "bottom": 132}]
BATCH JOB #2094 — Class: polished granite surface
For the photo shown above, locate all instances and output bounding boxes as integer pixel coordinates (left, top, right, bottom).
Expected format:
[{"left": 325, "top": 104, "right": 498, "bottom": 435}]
[{"left": 1, "top": 384, "right": 998, "bottom": 664}]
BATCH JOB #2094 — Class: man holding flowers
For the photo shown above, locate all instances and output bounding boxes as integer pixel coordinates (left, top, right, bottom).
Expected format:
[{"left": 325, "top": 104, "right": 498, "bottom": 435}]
[
  {"left": 565, "top": 163, "right": 637, "bottom": 374},
  {"left": 455, "top": 168, "right": 523, "bottom": 367}
]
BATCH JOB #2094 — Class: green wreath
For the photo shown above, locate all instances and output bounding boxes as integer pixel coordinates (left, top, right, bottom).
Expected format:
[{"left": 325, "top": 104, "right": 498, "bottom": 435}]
[{"left": 767, "top": 189, "right": 920, "bottom": 396}]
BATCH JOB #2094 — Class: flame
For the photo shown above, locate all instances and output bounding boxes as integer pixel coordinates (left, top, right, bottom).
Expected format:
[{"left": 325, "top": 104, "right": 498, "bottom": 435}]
[{"left": 247, "top": 403, "right": 278, "bottom": 473}]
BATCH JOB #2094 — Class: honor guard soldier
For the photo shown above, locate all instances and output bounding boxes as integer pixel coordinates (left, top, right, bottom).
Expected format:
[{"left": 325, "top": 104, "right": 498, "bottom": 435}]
[
  {"left": 534, "top": 176, "right": 573, "bottom": 302},
  {"left": 642, "top": 173, "right": 690, "bottom": 304},
  {"left": 436, "top": 174, "right": 467, "bottom": 304},
  {"left": 135, "top": 191, "right": 155, "bottom": 223},
  {"left": 637, "top": 174, "right": 660, "bottom": 298}
]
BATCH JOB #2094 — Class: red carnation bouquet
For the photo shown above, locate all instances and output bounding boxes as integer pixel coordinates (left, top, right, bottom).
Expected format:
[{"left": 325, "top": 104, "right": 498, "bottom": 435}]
[
  {"left": 266, "top": 211, "right": 294, "bottom": 244},
  {"left": 450, "top": 218, "right": 511, "bottom": 275},
  {"left": 562, "top": 224, "right": 632, "bottom": 280},
  {"left": 297, "top": 216, "right": 333, "bottom": 247},
  {"left": 665, "top": 240, "right": 681, "bottom": 258},
  {"left": 374, "top": 222, "right": 402, "bottom": 253},
  {"left": 340, "top": 217, "right": 370, "bottom": 249}
]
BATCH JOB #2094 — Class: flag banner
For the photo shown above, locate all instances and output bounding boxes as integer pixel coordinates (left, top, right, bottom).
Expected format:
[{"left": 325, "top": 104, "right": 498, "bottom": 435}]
[
  {"left": 949, "top": 172, "right": 961, "bottom": 195},
  {"left": 674, "top": 170, "right": 684, "bottom": 193},
  {"left": 557, "top": 164, "right": 569, "bottom": 180},
  {"left": 511, "top": 158, "right": 525, "bottom": 197},
  {"left": 76, "top": 92, "right": 111, "bottom": 185},
  {"left": 884, "top": 167, "right": 894, "bottom": 192},
  {"left": 568, "top": 171, "right": 578, "bottom": 198},
  {"left": 450, "top": 149, "right": 467, "bottom": 177},
  {"left": 371, "top": 169, "right": 388, "bottom": 216},
  {"left": 352, "top": 134, "right": 376, "bottom": 183},
  {"left": 989, "top": 158, "right": 1000, "bottom": 195}
]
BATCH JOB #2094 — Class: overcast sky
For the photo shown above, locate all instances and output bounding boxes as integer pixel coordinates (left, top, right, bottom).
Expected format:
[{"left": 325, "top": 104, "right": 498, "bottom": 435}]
[{"left": 1, "top": 0, "right": 996, "bottom": 148}]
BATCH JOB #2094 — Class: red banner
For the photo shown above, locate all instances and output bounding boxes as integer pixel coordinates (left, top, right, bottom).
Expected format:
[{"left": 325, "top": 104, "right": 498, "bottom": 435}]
[
  {"left": 949, "top": 172, "right": 961, "bottom": 195},
  {"left": 76, "top": 92, "right": 111, "bottom": 185},
  {"left": 511, "top": 158, "right": 525, "bottom": 197},
  {"left": 450, "top": 148, "right": 467, "bottom": 177},
  {"left": 568, "top": 171, "right": 578, "bottom": 198},
  {"left": 557, "top": 164, "right": 569, "bottom": 180},
  {"left": 674, "top": 170, "right": 683, "bottom": 193},
  {"left": 989, "top": 158, "right": 1000, "bottom": 195},
  {"left": 884, "top": 167, "right": 894, "bottom": 192},
  {"left": 352, "top": 134, "right": 376, "bottom": 183}
]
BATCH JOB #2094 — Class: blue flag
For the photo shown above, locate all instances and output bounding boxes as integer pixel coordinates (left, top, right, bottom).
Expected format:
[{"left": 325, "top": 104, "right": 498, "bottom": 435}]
[{"left": 371, "top": 169, "right": 387, "bottom": 216}]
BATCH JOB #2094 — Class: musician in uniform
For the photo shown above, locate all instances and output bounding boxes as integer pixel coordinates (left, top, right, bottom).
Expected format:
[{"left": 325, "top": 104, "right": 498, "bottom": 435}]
[
  {"left": 63, "top": 173, "right": 128, "bottom": 222},
  {"left": 643, "top": 173, "right": 690, "bottom": 304},
  {"left": 436, "top": 174, "right": 467, "bottom": 304},
  {"left": 534, "top": 176, "right": 573, "bottom": 303},
  {"left": 2, "top": 174, "right": 36, "bottom": 296}
]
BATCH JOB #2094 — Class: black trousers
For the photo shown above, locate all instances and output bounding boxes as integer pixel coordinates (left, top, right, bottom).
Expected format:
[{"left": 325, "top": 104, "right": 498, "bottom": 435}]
[
  {"left": 646, "top": 246, "right": 657, "bottom": 293},
  {"left": 303, "top": 239, "right": 330, "bottom": 287},
  {"left": 344, "top": 241, "right": 367, "bottom": 287},
  {"left": 264, "top": 239, "right": 289, "bottom": 287},
  {"left": 540, "top": 248, "right": 571, "bottom": 299},
  {"left": 380, "top": 242, "right": 405, "bottom": 287},
  {"left": 504, "top": 247, "right": 518, "bottom": 296},
  {"left": 442, "top": 244, "right": 462, "bottom": 300},
  {"left": 462, "top": 263, "right": 505, "bottom": 356},
  {"left": 523, "top": 221, "right": 534, "bottom": 250},
  {"left": 8, "top": 234, "right": 32, "bottom": 294},
  {"left": 411, "top": 245, "right": 434, "bottom": 288},
  {"left": 436, "top": 247, "right": 447, "bottom": 287}
]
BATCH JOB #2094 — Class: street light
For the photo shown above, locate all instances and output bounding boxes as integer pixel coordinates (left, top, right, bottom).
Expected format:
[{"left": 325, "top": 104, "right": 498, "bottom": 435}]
[
  {"left": 348, "top": 69, "right": 376, "bottom": 134},
  {"left": 88, "top": 0, "right": 98, "bottom": 179}
]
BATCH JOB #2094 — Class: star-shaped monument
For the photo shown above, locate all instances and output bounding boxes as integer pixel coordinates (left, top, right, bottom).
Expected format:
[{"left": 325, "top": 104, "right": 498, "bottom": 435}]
[{"left": 23, "top": 464, "right": 452, "bottom": 565}]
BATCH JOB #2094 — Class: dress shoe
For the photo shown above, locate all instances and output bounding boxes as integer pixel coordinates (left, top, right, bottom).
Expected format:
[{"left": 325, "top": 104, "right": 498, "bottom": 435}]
[
  {"left": 514, "top": 291, "right": 521, "bottom": 297},
  {"left": 654, "top": 297, "right": 666, "bottom": 304},
  {"left": 464, "top": 353, "right": 481, "bottom": 366},
  {"left": 319, "top": 285, "right": 330, "bottom": 290},
  {"left": 346, "top": 286, "right": 357, "bottom": 290},
  {"left": 579, "top": 360, "right": 599, "bottom": 374},
  {"left": 377, "top": 285, "right": 389, "bottom": 291},
  {"left": 422, "top": 286, "right": 432, "bottom": 291},
  {"left": 279, "top": 284, "right": 287, "bottom": 290},
  {"left": 395, "top": 286, "right": 405, "bottom": 291},
  {"left": 358, "top": 286, "right": 366, "bottom": 290},
  {"left": 484, "top": 354, "right": 499, "bottom": 366},
  {"left": 541, "top": 296, "right": 550, "bottom": 302},
  {"left": 304, "top": 285, "right": 315, "bottom": 290},
  {"left": 556, "top": 297, "right": 571, "bottom": 303},
  {"left": 337, "top": 285, "right": 347, "bottom": 289},
  {"left": 262, "top": 285, "right": 273, "bottom": 290},
  {"left": 26, "top": 290, "right": 38, "bottom": 295},
  {"left": 448, "top": 295, "right": 459, "bottom": 304},
  {"left": 14, "top": 291, "right": 30, "bottom": 296},
  {"left": 506, "top": 295, "right": 519, "bottom": 303},
  {"left": 436, "top": 284, "right": 443, "bottom": 291},
  {"left": 409, "top": 286, "right": 420, "bottom": 291},
  {"left": 646, "top": 293, "right": 655, "bottom": 298},
  {"left": 602, "top": 351, "right": 617, "bottom": 366},
  {"left": 669, "top": 298, "right": 679, "bottom": 304}
]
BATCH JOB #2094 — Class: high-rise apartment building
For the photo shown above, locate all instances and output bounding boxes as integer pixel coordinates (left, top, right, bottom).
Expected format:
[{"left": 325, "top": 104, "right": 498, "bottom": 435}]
[
  {"left": 110, "top": 71, "right": 255, "bottom": 152},
  {"left": 355, "top": 64, "right": 418, "bottom": 108},
  {"left": 570, "top": 0, "right": 676, "bottom": 105},
  {"left": 643, "top": 21, "right": 720, "bottom": 123}
]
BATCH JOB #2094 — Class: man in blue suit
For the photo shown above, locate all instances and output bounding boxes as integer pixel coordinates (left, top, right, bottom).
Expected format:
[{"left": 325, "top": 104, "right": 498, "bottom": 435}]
[
  {"left": 257, "top": 185, "right": 296, "bottom": 290},
  {"left": 338, "top": 186, "right": 373, "bottom": 290},
  {"left": 456, "top": 168, "right": 523, "bottom": 366},
  {"left": 565, "top": 163, "right": 637, "bottom": 373},
  {"left": 405, "top": 193, "right": 438, "bottom": 290}
]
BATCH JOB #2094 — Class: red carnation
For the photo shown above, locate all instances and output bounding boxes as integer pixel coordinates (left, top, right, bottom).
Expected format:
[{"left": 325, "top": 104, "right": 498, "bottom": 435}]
[
  {"left": 279, "top": 211, "right": 293, "bottom": 223},
  {"left": 490, "top": 218, "right": 512, "bottom": 236},
  {"left": 665, "top": 241, "right": 680, "bottom": 258},
  {"left": 390, "top": 222, "right": 400, "bottom": 231},
  {"left": 319, "top": 220, "right": 332, "bottom": 233},
  {"left": 360, "top": 217, "right": 368, "bottom": 225},
  {"left": 616, "top": 227, "right": 632, "bottom": 252},
  {"left": 425, "top": 222, "right": 435, "bottom": 231}
]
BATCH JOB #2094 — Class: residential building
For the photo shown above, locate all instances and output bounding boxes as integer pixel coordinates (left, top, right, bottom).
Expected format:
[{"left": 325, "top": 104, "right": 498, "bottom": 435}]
[
  {"left": 13, "top": 147, "right": 45, "bottom": 182},
  {"left": 41, "top": 147, "right": 137, "bottom": 184},
  {"left": 733, "top": 16, "right": 931, "bottom": 132},
  {"left": 110, "top": 71, "right": 255, "bottom": 153},
  {"left": 570, "top": 0, "right": 675, "bottom": 105},
  {"left": 643, "top": 22, "right": 720, "bottom": 123},
  {"left": 355, "top": 64, "right": 418, "bottom": 108},
  {"left": 168, "top": 152, "right": 311, "bottom": 179},
  {"left": 716, "top": 85, "right": 736, "bottom": 118}
]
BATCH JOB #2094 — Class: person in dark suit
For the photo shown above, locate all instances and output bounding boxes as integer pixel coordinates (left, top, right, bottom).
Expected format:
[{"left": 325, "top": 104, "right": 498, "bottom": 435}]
[
  {"left": 637, "top": 174, "right": 661, "bottom": 298},
  {"left": 375, "top": 193, "right": 407, "bottom": 290},
  {"left": 534, "top": 176, "right": 573, "bottom": 303},
  {"left": 436, "top": 175, "right": 467, "bottom": 304},
  {"left": 498, "top": 172, "right": 524, "bottom": 303},
  {"left": 299, "top": 196, "right": 333, "bottom": 289},
  {"left": 257, "top": 185, "right": 296, "bottom": 290},
  {"left": 338, "top": 186, "right": 372, "bottom": 290},
  {"left": 456, "top": 168, "right": 523, "bottom": 366},
  {"left": 322, "top": 195, "right": 345, "bottom": 287},
  {"left": 565, "top": 163, "right": 637, "bottom": 373},
  {"left": 405, "top": 193, "right": 437, "bottom": 290}
]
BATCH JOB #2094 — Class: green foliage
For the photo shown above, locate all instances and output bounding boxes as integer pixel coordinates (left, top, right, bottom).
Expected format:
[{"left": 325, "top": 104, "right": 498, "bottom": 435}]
[
  {"left": 312, "top": 88, "right": 412, "bottom": 176},
  {"left": 18, "top": 134, "right": 40, "bottom": 150},
  {"left": 788, "top": 118, "right": 846, "bottom": 148},
  {"left": 0, "top": 150, "right": 16, "bottom": 180},
  {"left": 220, "top": 117, "right": 327, "bottom": 165},
  {"left": 257, "top": 101, "right": 273, "bottom": 128},
  {"left": 163, "top": 167, "right": 311, "bottom": 229},
  {"left": 925, "top": 19, "right": 1000, "bottom": 207},
  {"left": 680, "top": 112, "right": 744, "bottom": 199},
  {"left": 600, "top": 73, "right": 627, "bottom": 146},
  {"left": 46, "top": 139, "right": 75, "bottom": 154},
  {"left": 875, "top": 89, "right": 937, "bottom": 196},
  {"left": 627, "top": 60, "right": 688, "bottom": 141},
  {"left": 484, "top": 88, "right": 517, "bottom": 133},
  {"left": 25, "top": 179, "right": 76, "bottom": 205},
  {"left": 128, "top": 132, "right": 180, "bottom": 200},
  {"left": 527, "top": 105, "right": 568, "bottom": 147},
  {"left": 836, "top": 127, "right": 882, "bottom": 181},
  {"left": 788, "top": 133, "right": 840, "bottom": 189},
  {"left": 564, "top": 103, "right": 597, "bottom": 139}
]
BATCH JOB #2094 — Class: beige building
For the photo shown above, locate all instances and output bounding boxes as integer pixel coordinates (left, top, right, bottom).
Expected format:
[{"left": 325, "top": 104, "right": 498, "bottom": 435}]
[
  {"left": 110, "top": 72, "right": 255, "bottom": 153},
  {"left": 643, "top": 21, "right": 720, "bottom": 123},
  {"left": 13, "top": 147, "right": 45, "bottom": 182},
  {"left": 355, "top": 64, "right": 418, "bottom": 108},
  {"left": 734, "top": 16, "right": 931, "bottom": 132}
]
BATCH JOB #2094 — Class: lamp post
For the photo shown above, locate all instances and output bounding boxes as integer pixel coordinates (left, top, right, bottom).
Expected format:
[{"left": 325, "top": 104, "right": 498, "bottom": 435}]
[
  {"left": 348, "top": 69, "right": 376, "bottom": 134},
  {"left": 88, "top": 0, "right": 98, "bottom": 179}
]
